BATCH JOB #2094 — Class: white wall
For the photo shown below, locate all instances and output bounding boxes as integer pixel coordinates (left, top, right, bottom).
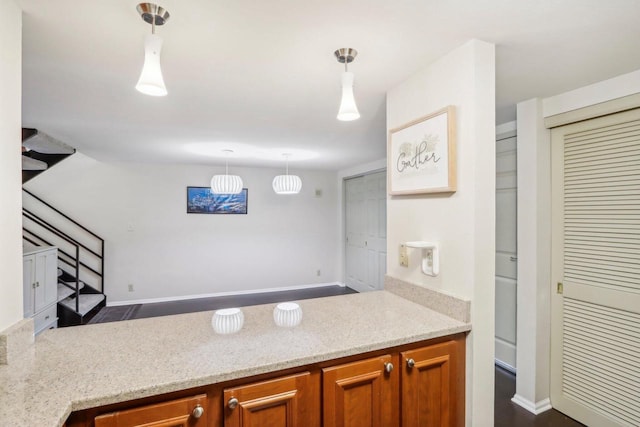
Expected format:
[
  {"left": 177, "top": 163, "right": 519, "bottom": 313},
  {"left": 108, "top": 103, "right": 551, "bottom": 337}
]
[
  {"left": 513, "top": 98, "right": 552, "bottom": 414},
  {"left": 514, "top": 68, "right": 640, "bottom": 414},
  {"left": 543, "top": 69, "right": 640, "bottom": 117},
  {"left": 386, "top": 40, "right": 496, "bottom": 426},
  {"left": 24, "top": 153, "right": 340, "bottom": 304},
  {"left": 0, "top": 0, "right": 23, "bottom": 332}
]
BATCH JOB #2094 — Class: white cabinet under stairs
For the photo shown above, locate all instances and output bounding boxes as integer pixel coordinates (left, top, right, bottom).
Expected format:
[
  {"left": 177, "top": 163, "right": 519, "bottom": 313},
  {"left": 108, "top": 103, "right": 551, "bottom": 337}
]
[{"left": 23, "top": 246, "right": 59, "bottom": 335}]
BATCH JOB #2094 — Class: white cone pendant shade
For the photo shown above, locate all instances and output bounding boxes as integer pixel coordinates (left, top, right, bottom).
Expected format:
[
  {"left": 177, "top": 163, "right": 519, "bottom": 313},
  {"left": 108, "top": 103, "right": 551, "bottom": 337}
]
[
  {"left": 272, "top": 174, "right": 302, "bottom": 194},
  {"left": 337, "top": 71, "right": 360, "bottom": 121},
  {"left": 136, "top": 34, "right": 167, "bottom": 96},
  {"left": 211, "top": 174, "right": 243, "bottom": 194}
]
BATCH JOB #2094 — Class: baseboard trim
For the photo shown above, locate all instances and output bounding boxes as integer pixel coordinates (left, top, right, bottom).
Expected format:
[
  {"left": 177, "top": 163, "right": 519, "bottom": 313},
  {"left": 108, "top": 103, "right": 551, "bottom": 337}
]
[
  {"left": 511, "top": 395, "right": 552, "bottom": 415},
  {"left": 495, "top": 358, "right": 516, "bottom": 374},
  {"left": 107, "top": 282, "right": 346, "bottom": 307}
]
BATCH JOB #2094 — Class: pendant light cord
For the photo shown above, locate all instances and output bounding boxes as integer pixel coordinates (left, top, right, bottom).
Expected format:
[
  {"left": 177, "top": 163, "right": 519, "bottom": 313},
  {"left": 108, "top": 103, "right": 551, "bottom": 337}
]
[{"left": 151, "top": 4, "right": 156, "bottom": 34}]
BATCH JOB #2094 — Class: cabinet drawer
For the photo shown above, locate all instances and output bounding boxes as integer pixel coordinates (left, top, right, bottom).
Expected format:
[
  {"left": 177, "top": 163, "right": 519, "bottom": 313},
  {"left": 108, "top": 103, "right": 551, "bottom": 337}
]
[
  {"left": 33, "top": 304, "right": 57, "bottom": 334},
  {"left": 95, "top": 393, "right": 208, "bottom": 426}
]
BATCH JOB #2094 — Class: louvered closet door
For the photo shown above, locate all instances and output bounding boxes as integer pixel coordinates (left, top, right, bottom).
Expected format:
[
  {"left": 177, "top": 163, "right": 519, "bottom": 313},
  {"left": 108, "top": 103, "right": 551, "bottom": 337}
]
[{"left": 551, "top": 108, "right": 640, "bottom": 427}]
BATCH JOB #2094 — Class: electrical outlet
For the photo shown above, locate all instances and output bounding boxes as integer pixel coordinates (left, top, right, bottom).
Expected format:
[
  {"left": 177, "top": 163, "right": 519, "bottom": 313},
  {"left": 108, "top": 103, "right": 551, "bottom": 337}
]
[
  {"left": 128, "top": 284, "right": 134, "bottom": 292},
  {"left": 399, "top": 245, "right": 409, "bottom": 267}
]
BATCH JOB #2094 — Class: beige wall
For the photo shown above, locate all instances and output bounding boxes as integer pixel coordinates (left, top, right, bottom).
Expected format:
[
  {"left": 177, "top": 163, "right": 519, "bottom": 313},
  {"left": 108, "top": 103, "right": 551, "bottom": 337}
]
[
  {"left": 0, "top": 0, "right": 23, "bottom": 332},
  {"left": 386, "top": 40, "right": 496, "bottom": 426}
]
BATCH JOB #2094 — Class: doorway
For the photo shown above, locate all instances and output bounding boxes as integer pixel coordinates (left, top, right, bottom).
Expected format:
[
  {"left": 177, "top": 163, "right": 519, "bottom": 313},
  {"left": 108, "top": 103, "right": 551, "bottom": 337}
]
[
  {"left": 344, "top": 171, "right": 387, "bottom": 292},
  {"left": 495, "top": 126, "right": 518, "bottom": 371}
]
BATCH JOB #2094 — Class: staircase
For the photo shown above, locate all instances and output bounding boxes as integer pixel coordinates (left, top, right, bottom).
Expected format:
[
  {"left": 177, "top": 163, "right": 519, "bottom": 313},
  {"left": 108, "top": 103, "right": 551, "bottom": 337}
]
[
  {"left": 22, "top": 129, "right": 106, "bottom": 326},
  {"left": 21, "top": 128, "right": 76, "bottom": 183}
]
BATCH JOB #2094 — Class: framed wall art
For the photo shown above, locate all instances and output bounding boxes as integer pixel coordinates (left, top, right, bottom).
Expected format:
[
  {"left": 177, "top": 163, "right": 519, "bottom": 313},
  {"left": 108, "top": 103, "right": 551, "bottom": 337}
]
[
  {"left": 186, "top": 187, "right": 248, "bottom": 214},
  {"left": 387, "top": 106, "right": 456, "bottom": 195}
]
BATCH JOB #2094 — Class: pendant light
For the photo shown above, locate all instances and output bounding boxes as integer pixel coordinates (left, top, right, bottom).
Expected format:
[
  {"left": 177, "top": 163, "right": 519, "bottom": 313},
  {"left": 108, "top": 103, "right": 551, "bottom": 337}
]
[
  {"left": 135, "top": 3, "right": 170, "bottom": 96},
  {"left": 334, "top": 48, "right": 360, "bottom": 121},
  {"left": 272, "top": 154, "right": 302, "bottom": 195},
  {"left": 211, "top": 150, "right": 243, "bottom": 194}
]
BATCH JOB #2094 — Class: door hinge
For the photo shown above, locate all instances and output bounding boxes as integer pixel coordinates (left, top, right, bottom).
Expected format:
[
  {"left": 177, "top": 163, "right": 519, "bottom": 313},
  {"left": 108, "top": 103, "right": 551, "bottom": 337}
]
[{"left": 557, "top": 282, "right": 563, "bottom": 294}]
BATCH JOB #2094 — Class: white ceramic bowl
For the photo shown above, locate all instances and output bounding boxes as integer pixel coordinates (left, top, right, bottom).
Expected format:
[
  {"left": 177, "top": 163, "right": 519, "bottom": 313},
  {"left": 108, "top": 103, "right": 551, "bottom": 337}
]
[
  {"left": 273, "top": 302, "right": 303, "bottom": 327},
  {"left": 212, "top": 308, "right": 244, "bottom": 334}
]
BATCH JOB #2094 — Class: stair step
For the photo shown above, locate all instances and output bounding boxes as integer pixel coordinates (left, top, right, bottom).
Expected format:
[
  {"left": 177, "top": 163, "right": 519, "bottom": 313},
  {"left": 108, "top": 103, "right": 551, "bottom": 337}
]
[
  {"left": 22, "top": 131, "right": 75, "bottom": 154},
  {"left": 62, "top": 281, "right": 85, "bottom": 290},
  {"left": 22, "top": 155, "right": 48, "bottom": 171},
  {"left": 57, "top": 283, "right": 76, "bottom": 301},
  {"left": 59, "top": 294, "right": 105, "bottom": 316}
]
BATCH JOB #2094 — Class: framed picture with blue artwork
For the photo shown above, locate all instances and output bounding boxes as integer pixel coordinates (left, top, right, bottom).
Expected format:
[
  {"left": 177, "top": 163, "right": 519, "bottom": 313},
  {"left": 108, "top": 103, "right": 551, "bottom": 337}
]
[
  {"left": 186, "top": 187, "right": 248, "bottom": 214},
  {"left": 387, "top": 106, "right": 456, "bottom": 195}
]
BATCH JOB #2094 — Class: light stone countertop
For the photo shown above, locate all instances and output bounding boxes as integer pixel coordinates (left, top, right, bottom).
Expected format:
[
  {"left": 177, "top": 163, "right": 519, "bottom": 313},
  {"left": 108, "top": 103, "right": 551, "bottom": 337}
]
[{"left": 0, "top": 290, "right": 470, "bottom": 427}]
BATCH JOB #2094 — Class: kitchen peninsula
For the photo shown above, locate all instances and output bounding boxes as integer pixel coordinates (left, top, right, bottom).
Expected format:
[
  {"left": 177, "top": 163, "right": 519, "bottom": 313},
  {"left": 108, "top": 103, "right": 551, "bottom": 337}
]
[{"left": 0, "top": 288, "right": 470, "bottom": 426}]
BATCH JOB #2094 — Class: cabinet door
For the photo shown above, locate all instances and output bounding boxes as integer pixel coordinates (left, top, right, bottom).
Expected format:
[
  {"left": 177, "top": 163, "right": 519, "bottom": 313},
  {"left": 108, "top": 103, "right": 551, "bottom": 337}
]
[
  {"left": 34, "top": 249, "right": 58, "bottom": 312},
  {"left": 323, "top": 354, "right": 399, "bottom": 427},
  {"left": 23, "top": 255, "right": 35, "bottom": 317},
  {"left": 94, "top": 393, "right": 208, "bottom": 427},
  {"left": 401, "top": 338, "right": 465, "bottom": 427},
  {"left": 223, "top": 371, "right": 320, "bottom": 427}
]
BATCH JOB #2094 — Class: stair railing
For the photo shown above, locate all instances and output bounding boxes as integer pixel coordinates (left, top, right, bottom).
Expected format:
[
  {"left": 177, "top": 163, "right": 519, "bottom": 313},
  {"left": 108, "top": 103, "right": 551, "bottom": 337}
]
[{"left": 22, "top": 189, "right": 105, "bottom": 311}]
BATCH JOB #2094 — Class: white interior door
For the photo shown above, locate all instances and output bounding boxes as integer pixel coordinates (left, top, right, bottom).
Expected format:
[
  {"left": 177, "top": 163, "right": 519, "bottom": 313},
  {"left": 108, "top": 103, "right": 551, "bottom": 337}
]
[
  {"left": 346, "top": 176, "right": 366, "bottom": 291},
  {"left": 495, "top": 131, "right": 517, "bottom": 371},
  {"left": 345, "top": 171, "right": 387, "bottom": 292},
  {"left": 551, "top": 108, "right": 640, "bottom": 427}
]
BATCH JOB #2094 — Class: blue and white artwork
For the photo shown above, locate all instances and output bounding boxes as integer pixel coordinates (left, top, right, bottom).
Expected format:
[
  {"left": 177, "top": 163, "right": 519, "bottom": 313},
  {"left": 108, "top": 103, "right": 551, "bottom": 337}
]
[{"left": 187, "top": 187, "right": 248, "bottom": 214}]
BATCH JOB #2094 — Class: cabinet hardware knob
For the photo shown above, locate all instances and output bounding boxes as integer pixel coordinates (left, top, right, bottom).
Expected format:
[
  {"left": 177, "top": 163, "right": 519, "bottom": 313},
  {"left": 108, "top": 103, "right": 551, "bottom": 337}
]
[
  {"left": 228, "top": 397, "right": 239, "bottom": 410},
  {"left": 407, "top": 358, "right": 415, "bottom": 369},
  {"left": 191, "top": 404, "right": 204, "bottom": 418},
  {"left": 36, "top": 282, "right": 40, "bottom": 287},
  {"left": 384, "top": 362, "right": 394, "bottom": 373},
  {"left": 32, "top": 283, "right": 36, "bottom": 288}
]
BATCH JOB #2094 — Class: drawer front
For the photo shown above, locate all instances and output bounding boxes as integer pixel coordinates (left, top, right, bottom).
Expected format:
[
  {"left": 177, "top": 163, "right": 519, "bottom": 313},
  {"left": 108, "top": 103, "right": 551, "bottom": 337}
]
[
  {"left": 33, "top": 304, "right": 57, "bottom": 333},
  {"left": 95, "top": 393, "right": 208, "bottom": 426},
  {"left": 36, "top": 318, "right": 58, "bottom": 336}
]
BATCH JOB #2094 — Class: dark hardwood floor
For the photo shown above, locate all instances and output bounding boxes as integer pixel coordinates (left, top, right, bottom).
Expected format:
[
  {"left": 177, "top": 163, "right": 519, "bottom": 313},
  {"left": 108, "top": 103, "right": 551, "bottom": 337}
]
[
  {"left": 89, "top": 285, "right": 357, "bottom": 323},
  {"left": 91, "top": 286, "right": 584, "bottom": 426},
  {"left": 495, "top": 366, "right": 584, "bottom": 427}
]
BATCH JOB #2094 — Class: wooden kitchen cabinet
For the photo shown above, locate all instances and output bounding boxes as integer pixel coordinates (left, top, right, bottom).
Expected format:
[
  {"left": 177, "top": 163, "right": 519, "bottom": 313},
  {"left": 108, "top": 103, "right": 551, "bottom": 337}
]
[
  {"left": 223, "top": 371, "right": 320, "bottom": 427},
  {"left": 93, "top": 393, "right": 208, "bottom": 427},
  {"left": 401, "top": 337, "right": 465, "bottom": 427},
  {"left": 323, "top": 354, "right": 399, "bottom": 427}
]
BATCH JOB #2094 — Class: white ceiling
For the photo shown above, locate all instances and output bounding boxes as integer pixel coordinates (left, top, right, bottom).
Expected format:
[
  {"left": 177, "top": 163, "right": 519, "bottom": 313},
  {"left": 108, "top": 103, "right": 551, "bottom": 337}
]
[{"left": 18, "top": 0, "right": 640, "bottom": 170}]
